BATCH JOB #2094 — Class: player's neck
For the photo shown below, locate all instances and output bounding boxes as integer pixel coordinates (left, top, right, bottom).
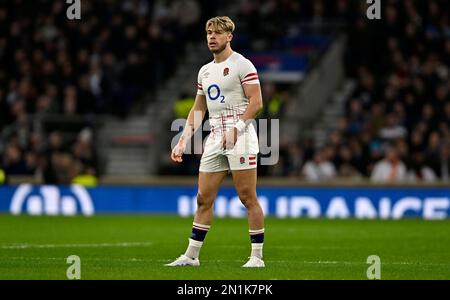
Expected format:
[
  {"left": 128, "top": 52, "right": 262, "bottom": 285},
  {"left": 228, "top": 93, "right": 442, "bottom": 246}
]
[{"left": 213, "top": 47, "right": 233, "bottom": 64}]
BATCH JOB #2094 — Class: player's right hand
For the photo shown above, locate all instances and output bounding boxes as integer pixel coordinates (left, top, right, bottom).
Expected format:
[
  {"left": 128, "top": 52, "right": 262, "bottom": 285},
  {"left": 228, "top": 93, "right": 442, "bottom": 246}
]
[{"left": 171, "top": 142, "right": 186, "bottom": 163}]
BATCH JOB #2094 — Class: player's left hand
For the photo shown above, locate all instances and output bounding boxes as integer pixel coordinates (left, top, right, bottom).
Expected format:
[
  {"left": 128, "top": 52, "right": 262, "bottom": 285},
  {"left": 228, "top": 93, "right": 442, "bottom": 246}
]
[{"left": 222, "top": 127, "right": 238, "bottom": 149}]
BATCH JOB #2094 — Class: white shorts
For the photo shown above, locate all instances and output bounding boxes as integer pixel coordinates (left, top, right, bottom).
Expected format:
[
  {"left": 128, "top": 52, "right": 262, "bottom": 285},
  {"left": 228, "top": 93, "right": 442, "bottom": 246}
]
[{"left": 199, "top": 124, "right": 259, "bottom": 172}]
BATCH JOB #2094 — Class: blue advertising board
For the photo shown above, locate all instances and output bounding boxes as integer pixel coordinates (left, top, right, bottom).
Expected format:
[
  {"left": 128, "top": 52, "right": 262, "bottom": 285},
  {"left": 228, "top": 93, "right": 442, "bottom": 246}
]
[{"left": 0, "top": 184, "right": 449, "bottom": 219}]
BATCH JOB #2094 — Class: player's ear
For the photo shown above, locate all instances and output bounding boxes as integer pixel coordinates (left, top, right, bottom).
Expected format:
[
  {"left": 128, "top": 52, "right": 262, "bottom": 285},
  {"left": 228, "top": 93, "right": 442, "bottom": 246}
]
[{"left": 228, "top": 32, "right": 233, "bottom": 42}]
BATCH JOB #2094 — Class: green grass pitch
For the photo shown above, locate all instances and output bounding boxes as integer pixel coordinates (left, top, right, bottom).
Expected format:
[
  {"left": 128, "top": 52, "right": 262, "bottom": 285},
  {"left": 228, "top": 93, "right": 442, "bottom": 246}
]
[{"left": 1, "top": 215, "right": 449, "bottom": 279}]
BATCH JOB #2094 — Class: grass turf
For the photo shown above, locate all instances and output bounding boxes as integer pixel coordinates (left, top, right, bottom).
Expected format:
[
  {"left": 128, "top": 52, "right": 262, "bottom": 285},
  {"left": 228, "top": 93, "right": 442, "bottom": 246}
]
[{"left": 0, "top": 215, "right": 449, "bottom": 279}]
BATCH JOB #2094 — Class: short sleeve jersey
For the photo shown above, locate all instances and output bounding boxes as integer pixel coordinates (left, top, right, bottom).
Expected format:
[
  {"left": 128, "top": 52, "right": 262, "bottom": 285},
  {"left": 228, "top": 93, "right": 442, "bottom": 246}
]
[{"left": 196, "top": 52, "right": 260, "bottom": 135}]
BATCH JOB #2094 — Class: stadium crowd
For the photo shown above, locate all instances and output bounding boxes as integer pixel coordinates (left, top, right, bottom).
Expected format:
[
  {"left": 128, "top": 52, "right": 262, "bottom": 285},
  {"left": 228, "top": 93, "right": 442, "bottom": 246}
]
[
  {"left": 0, "top": 0, "right": 448, "bottom": 184},
  {"left": 161, "top": 0, "right": 449, "bottom": 183},
  {"left": 273, "top": 0, "right": 450, "bottom": 182},
  {"left": 0, "top": 0, "right": 217, "bottom": 183}
]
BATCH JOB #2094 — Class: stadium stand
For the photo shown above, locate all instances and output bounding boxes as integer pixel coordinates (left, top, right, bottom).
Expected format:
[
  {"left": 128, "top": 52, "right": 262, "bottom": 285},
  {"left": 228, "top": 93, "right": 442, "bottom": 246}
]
[{"left": 0, "top": 0, "right": 448, "bottom": 184}]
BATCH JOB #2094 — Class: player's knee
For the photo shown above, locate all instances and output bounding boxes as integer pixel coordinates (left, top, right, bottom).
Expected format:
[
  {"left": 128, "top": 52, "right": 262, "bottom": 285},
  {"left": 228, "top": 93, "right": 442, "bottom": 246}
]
[
  {"left": 196, "top": 192, "right": 213, "bottom": 211},
  {"left": 238, "top": 189, "right": 257, "bottom": 209}
]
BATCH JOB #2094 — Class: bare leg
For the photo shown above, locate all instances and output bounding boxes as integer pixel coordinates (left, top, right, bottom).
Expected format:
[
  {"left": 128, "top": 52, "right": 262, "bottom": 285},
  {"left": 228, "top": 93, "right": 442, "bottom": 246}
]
[
  {"left": 194, "top": 170, "right": 228, "bottom": 225},
  {"left": 232, "top": 168, "right": 265, "bottom": 263},
  {"left": 182, "top": 170, "right": 228, "bottom": 260},
  {"left": 166, "top": 170, "right": 228, "bottom": 265},
  {"left": 231, "top": 169, "right": 264, "bottom": 230},
  {"left": 232, "top": 168, "right": 265, "bottom": 264}
]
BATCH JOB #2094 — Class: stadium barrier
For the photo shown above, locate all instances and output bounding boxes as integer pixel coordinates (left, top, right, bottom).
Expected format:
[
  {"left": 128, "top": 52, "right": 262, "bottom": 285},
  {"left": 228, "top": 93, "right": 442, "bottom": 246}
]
[{"left": 1, "top": 183, "right": 449, "bottom": 219}]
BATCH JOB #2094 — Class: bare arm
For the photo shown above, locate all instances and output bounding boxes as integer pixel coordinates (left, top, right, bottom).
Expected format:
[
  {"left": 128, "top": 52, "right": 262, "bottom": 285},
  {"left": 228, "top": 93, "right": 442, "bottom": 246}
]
[
  {"left": 222, "top": 84, "right": 263, "bottom": 149},
  {"left": 171, "top": 94, "right": 207, "bottom": 162},
  {"left": 178, "top": 94, "right": 207, "bottom": 145},
  {"left": 240, "top": 83, "right": 263, "bottom": 122}
]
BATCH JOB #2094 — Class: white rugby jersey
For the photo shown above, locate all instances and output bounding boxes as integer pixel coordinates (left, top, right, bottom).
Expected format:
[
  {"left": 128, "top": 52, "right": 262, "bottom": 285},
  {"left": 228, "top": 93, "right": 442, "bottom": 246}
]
[{"left": 196, "top": 52, "right": 260, "bottom": 139}]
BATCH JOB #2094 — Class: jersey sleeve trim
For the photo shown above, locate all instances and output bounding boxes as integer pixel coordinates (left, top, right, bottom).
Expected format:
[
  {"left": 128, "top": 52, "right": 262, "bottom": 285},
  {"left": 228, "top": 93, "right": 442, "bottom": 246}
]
[
  {"left": 243, "top": 72, "right": 258, "bottom": 79},
  {"left": 241, "top": 76, "right": 259, "bottom": 84},
  {"left": 196, "top": 83, "right": 205, "bottom": 95}
]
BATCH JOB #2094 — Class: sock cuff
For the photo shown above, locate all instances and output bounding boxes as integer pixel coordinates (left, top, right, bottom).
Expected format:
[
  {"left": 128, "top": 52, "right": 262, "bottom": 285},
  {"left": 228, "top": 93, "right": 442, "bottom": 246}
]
[
  {"left": 251, "top": 243, "right": 264, "bottom": 250},
  {"left": 193, "top": 222, "right": 211, "bottom": 231},
  {"left": 188, "top": 238, "right": 204, "bottom": 247},
  {"left": 249, "top": 228, "right": 265, "bottom": 235}
]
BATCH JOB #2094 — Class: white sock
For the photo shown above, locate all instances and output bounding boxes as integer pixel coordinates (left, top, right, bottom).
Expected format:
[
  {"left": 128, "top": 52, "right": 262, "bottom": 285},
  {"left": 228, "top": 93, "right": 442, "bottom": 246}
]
[
  {"left": 249, "top": 228, "right": 264, "bottom": 259},
  {"left": 251, "top": 243, "right": 264, "bottom": 259},
  {"left": 184, "top": 238, "right": 203, "bottom": 259}
]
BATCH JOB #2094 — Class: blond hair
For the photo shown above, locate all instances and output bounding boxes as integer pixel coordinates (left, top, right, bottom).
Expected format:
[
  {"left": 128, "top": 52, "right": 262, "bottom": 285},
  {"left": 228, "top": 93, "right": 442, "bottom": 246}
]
[{"left": 205, "top": 16, "right": 235, "bottom": 33}]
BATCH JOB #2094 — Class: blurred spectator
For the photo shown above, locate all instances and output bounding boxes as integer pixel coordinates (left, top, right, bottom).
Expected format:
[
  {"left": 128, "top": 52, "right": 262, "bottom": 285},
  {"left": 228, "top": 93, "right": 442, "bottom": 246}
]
[
  {"left": 171, "top": 0, "right": 202, "bottom": 42},
  {"left": 406, "top": 152, "right": 437, "bottom": 182},
  {"left": 335, "top": 145, "right": 362, "bottom": 179},
  {"left": 261, "top": 83, "right": 287, "bottom": 119},
  {"left": 438, "top": 143, "right": 450, "bottom": 181},
  {"left": 3, "top": 144, "right": 27, "bottom": 175},
  {"left": 371, "top": 147, "right": 407, "bottom": 183},
  {"left": 368, "top": 103, "right": 387, "bottom": 137},
  {"left": 72, "top": 128, "right": 97, "bottom": 172},
  {"left": 173, "top": 93, "right": 195, "bottom": 119},
  {"left": 345, "top": 98, "right": 365, "bottom": 136},
  {"left": 0, "top": 168, "right": 6, "bottom": 185},
  {"left": 302, "top": 149, "right": 336, "bottom": 181},
  {"left": 286, "top": 143, "right": 304, "bottom": 177},
  {"left": 379, "top": 113, "right": 407, "bottom": 141},
  {"left": 41, "top": 131, "right": 67, "bottom": 184},
  {"left": 71, "top": 160, "right": 99, "bottom": 187}
]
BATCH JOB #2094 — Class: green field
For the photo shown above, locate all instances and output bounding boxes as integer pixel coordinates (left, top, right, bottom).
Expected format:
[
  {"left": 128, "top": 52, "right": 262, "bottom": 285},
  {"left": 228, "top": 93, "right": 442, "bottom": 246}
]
[{"left": 1, "top": 215, "right": 449, "bottom": 279}]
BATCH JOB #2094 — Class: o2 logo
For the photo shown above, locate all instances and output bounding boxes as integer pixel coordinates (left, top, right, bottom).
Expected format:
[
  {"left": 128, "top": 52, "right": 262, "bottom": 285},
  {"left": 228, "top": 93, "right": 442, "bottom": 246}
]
[{"left": 207, "top": 84, "right": 225, "bottom": 103}]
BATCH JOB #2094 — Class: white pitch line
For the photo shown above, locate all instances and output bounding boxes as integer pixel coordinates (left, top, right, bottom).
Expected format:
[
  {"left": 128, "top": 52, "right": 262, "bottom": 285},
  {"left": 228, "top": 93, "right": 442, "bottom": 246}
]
[
  {"left": 200, "top": 260, "right": 450, "bottom": 267},
  {"left": 217, "top": 245, "right": 343, "bottom": 250},
  {"left": 1, "top": 256, "right": 449, "bottom": 267},
  {"left": 0, "top": 242, "right": 153, "bottom": 249}
]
